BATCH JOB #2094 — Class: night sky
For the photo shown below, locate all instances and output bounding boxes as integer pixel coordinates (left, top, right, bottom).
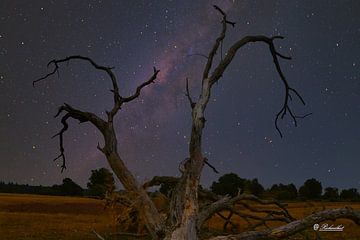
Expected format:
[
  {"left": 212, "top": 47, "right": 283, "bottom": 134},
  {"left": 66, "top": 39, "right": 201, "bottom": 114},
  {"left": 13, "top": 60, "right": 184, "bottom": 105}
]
[{"left": 0, "top": 1, "right": 359, "bottom": 190}]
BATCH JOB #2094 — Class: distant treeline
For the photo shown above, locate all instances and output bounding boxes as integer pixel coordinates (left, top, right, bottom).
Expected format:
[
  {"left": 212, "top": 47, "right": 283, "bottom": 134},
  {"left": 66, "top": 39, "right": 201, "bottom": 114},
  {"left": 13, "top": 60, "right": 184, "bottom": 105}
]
[
  {"left": 208, "top": 173, "right": 360, "bottom": 202},
  {"left": 2, "top": 171, "right": 360, "bottom": 202},
  {"left": 0, "top": 178, "right": 84, "bottom": 196},
  {"left": 158, "top": 173, "right": 360, "bottom": 202},
  {"left": 0, "top": 168, "right": 116, "bottom": 198}
]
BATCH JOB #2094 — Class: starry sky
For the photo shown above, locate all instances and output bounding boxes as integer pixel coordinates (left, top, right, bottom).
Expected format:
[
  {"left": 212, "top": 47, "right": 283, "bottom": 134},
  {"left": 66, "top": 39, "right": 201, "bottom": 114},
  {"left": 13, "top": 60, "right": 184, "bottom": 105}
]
[{"left": 0, "top": 1, "right": 359, "bottom": 190}]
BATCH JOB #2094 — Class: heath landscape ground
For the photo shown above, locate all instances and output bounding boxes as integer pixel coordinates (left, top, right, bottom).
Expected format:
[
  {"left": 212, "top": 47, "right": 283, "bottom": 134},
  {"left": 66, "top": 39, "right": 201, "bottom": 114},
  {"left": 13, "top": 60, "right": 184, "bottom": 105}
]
[{"left": 0, "top": 193, "right": 359, "bottom": 240}]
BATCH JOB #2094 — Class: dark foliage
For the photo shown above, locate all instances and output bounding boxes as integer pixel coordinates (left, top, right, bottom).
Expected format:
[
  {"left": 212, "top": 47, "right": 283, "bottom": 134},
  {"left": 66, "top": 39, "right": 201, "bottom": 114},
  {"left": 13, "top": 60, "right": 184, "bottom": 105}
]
[
  {"left": 323, "top": 187, "right": 339, "bottom": 201},
  {"left": 299, "top": 178, "right": 322, "bottom": 199},
  {"left": 0, "top": 178, "right": 83, "bottom": 196},
  {"left": 87, "top": 168, "right": 115, "bottom": 198},
  {"left": 211, "top": 173, "right": 246, "bottom": 197},
  {"left": 59, "top": 178, "right": 83, "bottom": 196},
  {"left": 340, "top": 188, "right": 360, "bottom": 201},
  {"left": 269, "top": 183, "right": 298, "bottom": 200},
  {"left": 210, "top": 173, "right": 264, "bottom": 197}
]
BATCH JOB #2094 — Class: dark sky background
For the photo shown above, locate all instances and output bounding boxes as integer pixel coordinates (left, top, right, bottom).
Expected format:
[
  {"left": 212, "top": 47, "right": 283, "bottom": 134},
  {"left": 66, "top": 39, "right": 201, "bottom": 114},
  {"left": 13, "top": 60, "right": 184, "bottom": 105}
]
[{"left": 0, "top": 1, "right": 359, "bottom": 190}]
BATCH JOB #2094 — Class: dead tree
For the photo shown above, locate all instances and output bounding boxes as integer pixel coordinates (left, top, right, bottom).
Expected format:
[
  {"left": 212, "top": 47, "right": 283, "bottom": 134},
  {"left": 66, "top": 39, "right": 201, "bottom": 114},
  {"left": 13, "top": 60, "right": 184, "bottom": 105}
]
[
  {"left": 34, "top": 57, "right": 164, "bottom": 238},
  {"left": 35, "top": 5, "right": 360, "bottom": 240}
]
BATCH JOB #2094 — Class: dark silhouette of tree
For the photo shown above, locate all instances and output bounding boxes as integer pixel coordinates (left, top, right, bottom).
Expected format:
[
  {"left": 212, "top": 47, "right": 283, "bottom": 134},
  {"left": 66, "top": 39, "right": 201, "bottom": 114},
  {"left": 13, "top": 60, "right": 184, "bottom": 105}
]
[
  {"left": 323, "top": 187, "right": 339, "bottom": 201},
  {"left": 244, "top": 178, "right": 265, "bottom": 197},
  {"left": 0, "top": 179, "right": 83, "bottom": 196},
  {"left": 211, "top": 173, "right": 246, "bottom": 197},
  {"left": 270, "top": 183, "right": 298, "bottom": 200},
  {"left": 87, "top": 168, "right": 115, "bottom": 198},
  {"left": 60, "top": 178, "right": 83, "bottom": 196},
  {"left": 340, "top": 188, "right": 360, "bottom": 201},
  {"left": 34, "top": 5, "right": 360, "bottom": 240},
  {"left": 211, "top": 174, "right": 265, "bottom": 197},
  {"left": 299, "top": 178, "right": 322, "bottom": 199}
]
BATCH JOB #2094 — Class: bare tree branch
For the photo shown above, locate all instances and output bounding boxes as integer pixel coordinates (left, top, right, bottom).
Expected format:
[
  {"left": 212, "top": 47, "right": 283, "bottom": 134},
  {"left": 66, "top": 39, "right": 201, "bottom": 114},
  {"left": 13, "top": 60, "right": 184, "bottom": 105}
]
[
  {"left": 92, "top": 229, "right": 106, "bottom": 240},
  {"left": 49, "top": 103, "right": 106, "bottom": 171},
  {"left": 202, "top": 5, "right": 235, "bottom": 80},
  {"left": 34, "top": 56, "right": 159, "bottom": 122},
  {"left": 143, "top": 176, "right": 179, "bottom": 190},
  {"left": 204, "top": 158, "right": 219, "bottom": 174},
  {"left": 33, "top": 56, "right": 120, "bottom": 119},
  {"left": 187, "top": 53, "right": 209, "bottom": 59},
  {"left": 121, "top": 67, "right": 160, "bottom": 103},
  {"left": 185, "top": 78, "right": 196, "bottom": 109},
  {"left": 52, "top": 113, "right": 70, "bottom": 172},
  {"left": 197, "top": 193, "right": 294, "bottom": 230},
  {"left": 217, "top": 212, "right": 237, "bottom": 232},
  {"left": 207, "top": 35, "right": 311, "bottom": 137},
  {"left": 207, "top": 207, "right": 360, "bottom": 240}
]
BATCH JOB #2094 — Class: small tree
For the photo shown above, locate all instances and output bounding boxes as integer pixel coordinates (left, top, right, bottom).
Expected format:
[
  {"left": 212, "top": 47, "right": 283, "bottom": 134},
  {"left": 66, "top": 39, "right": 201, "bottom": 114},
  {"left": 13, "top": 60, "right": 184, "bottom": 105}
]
[
  {"left": 61, "top": 178, "right": 83, "bottom": 196},
  {"left": 270, "top": 183, "right": 298, "bottom": 200},
  {"left": 340, "top": 188, "right": 360, "bottom": 201},
  {"left": 87, "top": 168, "right": 115, "bottom": 198},
  {"left": 323, "top": 187, "right": 339, "bottom": 201},
  {"left": 299, "top": 178, "right": 322, "bottom": 199},
  {"left": 211, "top": 173, "right": 246, "bottom": 197},
  {"left": 244, "top": 178, "right": 265, "bottom": 197}
]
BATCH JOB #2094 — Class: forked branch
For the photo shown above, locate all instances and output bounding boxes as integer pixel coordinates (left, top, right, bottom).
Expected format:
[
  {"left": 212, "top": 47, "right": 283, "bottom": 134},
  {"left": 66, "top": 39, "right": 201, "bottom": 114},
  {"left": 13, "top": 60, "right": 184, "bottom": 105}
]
[
  {"left": 143, "top": 176, "right": 179, "bottom": 190},
  {"left": 34, "top": 56, "right": 159, "bottom": 121},
  {"left": 193, "top": 6, "right": 311, "bottom": 138},
  {"left": 197, "top": 193, "right": 294, "bottom": 229},
  {"left": 203, "top": 5, "right": 236, "bottom": 80},
  {"left": 52, "top": 113, "right": 70, "bottom": 172},
  {"left": 34, "top": 55, "right": 159, "bottom": 172},
  {"left": 50, "top": 103, "right": 106, "bottom": 171},
  {"left": 208, "top": 34, "right": 311, "bottom": 137}
]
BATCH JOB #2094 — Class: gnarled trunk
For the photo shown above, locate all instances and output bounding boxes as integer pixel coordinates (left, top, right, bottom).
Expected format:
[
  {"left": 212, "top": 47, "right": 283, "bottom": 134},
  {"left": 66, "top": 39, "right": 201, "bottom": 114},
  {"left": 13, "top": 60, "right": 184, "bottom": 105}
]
[
  {"left": 165, "top": 159, "right": 203, "bottom": 239},
  {"left": 101, "top": 124, "right": 164, "bottom": 239}
]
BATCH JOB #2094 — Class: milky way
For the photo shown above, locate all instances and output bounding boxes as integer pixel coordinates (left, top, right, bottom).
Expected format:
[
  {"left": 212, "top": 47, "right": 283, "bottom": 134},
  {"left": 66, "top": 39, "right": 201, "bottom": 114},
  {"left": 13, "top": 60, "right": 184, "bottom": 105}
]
[{"left": 0, "top": 1, "right": 359, "bottom": 190}]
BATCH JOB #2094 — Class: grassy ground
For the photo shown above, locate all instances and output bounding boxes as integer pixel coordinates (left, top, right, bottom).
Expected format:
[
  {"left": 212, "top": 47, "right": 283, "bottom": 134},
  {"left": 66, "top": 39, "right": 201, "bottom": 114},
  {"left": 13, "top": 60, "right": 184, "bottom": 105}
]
[
  {"left": 207, "top": 201, "right": 360, "bottom": 240},
  {"left": 1, "top": 193, "right": 360, "bottom": 239},
  {"left": 0, "top": 193, "right": 114, "bottom": 240}
]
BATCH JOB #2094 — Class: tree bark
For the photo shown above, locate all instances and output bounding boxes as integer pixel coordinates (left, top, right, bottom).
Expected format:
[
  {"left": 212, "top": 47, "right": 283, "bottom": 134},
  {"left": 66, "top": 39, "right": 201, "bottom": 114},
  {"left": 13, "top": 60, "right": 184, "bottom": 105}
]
[{"left": 99, "top": 123, "right": 163, "bottom": 238}]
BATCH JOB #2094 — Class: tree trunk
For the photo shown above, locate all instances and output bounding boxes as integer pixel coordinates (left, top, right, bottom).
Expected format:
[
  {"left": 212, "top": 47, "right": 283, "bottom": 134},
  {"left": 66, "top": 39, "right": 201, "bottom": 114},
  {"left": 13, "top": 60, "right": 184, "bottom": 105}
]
[
  {"left": 102, "top": 124, "right": 163, "bottom": 239},
  {"left": 165, "top": 77, "right": 211, "bottom": 240},
  {"left": 165, "top": 160, "right": 203, "bottom": 239}
]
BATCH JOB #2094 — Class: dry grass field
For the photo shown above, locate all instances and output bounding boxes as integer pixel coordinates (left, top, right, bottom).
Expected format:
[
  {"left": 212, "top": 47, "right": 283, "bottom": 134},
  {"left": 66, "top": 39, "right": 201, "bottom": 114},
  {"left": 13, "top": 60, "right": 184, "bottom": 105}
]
[
  {"left": 1, "top": 193, "right": 360, "bottom": 240},
  {"left": 0, "top": 193, "right": 116, "bottom": 240},
  {"left": 207, "top": 201, "right": 360, "bottom": 240}
]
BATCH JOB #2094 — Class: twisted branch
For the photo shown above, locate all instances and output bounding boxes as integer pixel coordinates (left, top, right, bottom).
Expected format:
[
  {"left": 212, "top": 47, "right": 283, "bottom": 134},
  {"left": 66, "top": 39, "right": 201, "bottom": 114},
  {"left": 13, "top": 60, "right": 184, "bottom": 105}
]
[
  {"left": 197, "top": 193, "right": 295, "bottom": 230},
  {"left": 208, "top": 207, "right": 360, "bottom": 240},
  {"left": 202, "top": 5, "right": 235, "bottom": 80},
  {"left": 121, "top": 67, "right": 160, "bottom": 103},
  {"left": 34, "top": 56, "right": 159, "bottom": 171},
  {"left": 206, "top": 34, "right": 311, "bottom": 137},
  {"left": 52, "top": 113, "right": 70, "bottom": 172}
]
